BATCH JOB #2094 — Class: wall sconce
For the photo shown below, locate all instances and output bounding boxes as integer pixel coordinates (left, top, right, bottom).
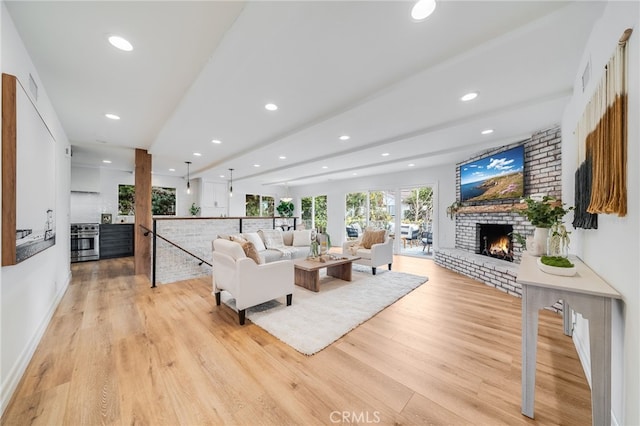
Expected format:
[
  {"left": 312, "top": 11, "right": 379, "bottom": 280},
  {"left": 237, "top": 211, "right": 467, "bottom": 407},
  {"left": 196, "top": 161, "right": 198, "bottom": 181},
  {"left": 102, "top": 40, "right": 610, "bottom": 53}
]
[{"left": 185, "top": 161, "right": 192, "bottom": 194}]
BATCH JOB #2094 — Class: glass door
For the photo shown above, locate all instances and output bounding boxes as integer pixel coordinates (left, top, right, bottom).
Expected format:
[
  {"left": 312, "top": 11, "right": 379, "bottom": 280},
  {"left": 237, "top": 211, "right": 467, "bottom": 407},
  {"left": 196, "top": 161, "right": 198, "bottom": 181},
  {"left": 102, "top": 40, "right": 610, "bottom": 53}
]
[{"left": 399, "top": 186, "right": 433, "bottom": 257}]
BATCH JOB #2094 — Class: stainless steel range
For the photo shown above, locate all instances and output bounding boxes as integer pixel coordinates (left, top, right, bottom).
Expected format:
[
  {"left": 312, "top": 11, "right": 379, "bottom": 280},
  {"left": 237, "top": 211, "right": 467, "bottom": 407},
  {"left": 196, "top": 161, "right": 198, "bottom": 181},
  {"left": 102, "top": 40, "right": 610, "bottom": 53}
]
[{"left": 70, "top": 223, "right": 100, "bottom": 262}]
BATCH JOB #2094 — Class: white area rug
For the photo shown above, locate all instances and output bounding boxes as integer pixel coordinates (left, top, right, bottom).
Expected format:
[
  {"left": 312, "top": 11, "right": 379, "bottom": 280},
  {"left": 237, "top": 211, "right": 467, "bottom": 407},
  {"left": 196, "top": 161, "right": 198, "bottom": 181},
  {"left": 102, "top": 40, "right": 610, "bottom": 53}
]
[{"left": 221, "top": 265, "right": 428, "bottom": 355}]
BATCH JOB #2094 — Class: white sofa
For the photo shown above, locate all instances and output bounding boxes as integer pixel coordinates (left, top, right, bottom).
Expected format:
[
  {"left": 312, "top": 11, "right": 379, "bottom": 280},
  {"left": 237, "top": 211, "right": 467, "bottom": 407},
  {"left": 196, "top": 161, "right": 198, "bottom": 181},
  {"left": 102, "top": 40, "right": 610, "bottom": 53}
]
[
  {"left": 342, "top": 230, "right": 394, "bottom": 275},
  {"left": 215, "top": 229, "right": 314, "bottom": 263},
  {"left": 212, "top": 238, "right": 294, "bottom": 325}
]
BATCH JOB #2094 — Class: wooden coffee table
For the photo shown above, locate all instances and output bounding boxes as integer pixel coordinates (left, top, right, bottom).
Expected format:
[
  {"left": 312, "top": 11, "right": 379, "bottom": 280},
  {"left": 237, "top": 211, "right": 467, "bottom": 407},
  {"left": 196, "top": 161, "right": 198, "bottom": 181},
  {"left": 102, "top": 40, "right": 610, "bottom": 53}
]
[{"left": 293, "top": 255, "right": 360, "bottom": 292}]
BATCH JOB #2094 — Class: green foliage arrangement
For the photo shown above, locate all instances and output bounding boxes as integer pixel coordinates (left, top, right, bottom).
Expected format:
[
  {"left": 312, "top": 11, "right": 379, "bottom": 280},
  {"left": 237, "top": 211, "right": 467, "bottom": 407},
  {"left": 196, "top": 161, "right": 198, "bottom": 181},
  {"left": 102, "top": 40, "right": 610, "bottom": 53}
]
[
  {"left": 541, "top": 256, "right": 574, "bottom": 268},
  {"left": 517, "top": 196, "right": 573, "bottom": 228},
  {"left": 189, "top": 202, "right": 201, "bottom": 216},
  {"left": 276, "top": 200, "right": 295, "bottom": 217}
]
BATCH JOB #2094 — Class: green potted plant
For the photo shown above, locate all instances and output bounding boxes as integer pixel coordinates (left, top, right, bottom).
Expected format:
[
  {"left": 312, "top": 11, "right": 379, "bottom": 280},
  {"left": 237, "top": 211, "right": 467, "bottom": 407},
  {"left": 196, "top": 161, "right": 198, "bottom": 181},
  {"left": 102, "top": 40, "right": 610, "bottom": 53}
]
[
  {"left": 276, "top": 200, "right": 294, "bottom": 217},
  {"left": 189, "top": 202, "right": 201, "bottom": 217},
  {"left": 516, "top": 195, "right": 573, "bottom": 256}
]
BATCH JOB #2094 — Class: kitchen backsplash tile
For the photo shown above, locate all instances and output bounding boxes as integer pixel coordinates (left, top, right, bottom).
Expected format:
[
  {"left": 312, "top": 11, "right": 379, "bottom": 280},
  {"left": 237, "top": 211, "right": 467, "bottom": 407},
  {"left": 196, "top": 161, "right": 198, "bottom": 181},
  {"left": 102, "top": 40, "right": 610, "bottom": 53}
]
[{"left": 70, "top": 192, "right": 101, "bottom": 223}]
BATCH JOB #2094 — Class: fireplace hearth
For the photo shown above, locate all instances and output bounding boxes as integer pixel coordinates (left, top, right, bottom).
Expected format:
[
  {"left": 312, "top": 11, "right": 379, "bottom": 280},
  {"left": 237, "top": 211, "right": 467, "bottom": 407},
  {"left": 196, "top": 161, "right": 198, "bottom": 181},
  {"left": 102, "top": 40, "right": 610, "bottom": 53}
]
[{"left": 477, "top": 224, "right": 514, "bottom": 262}]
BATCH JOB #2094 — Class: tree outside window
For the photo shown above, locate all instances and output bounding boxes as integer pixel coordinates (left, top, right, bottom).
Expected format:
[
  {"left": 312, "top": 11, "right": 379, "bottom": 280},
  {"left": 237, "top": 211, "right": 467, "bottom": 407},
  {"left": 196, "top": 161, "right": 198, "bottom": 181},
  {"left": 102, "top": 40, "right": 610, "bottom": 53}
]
[
  {"left": 118, "top": 184, "right": 176, "bottom": 216},
  {"left": 301, "top": 195, "right": 327, "bottom": 231},
  {"left": 245, "top": 194, "right": 275, "bottom": 216}
]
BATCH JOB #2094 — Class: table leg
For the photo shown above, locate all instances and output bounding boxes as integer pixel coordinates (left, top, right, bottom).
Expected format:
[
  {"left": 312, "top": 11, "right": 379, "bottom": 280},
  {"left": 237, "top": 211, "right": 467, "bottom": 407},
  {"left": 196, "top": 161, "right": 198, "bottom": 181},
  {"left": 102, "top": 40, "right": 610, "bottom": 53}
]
[
  {"left": 588, "top": 297, "right": 612, "bottom": 426},
  {"left": 521, "top": 285, "right": 539, "bottom": 419},
  {"left": 327, "top": 262, "right": 352, "bottom": 281},
  {"left": 294, "top": 268, "right": 320, "bottom": 292}
]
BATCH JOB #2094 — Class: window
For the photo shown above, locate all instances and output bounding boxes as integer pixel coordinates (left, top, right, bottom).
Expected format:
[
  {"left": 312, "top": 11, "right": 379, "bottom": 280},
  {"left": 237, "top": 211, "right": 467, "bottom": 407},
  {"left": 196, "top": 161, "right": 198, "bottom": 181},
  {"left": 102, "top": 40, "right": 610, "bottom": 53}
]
[
  {"left": 245, "top": 194, "right": 275, "bottom": 216},
  {"left": 369, "top": 190, "right": 393, "bottom": 230},
  {"left": 301, "top": 195, "right": 327, "bottom": 231},
  {"left": 401, "top": 187, "right": 433, "bottom": 231},
  {"left": 118, "top": 184, "right": 176, "bottom": 216},
  {"left": 345, "top": 192, "right": 367, "bottom": 231}
]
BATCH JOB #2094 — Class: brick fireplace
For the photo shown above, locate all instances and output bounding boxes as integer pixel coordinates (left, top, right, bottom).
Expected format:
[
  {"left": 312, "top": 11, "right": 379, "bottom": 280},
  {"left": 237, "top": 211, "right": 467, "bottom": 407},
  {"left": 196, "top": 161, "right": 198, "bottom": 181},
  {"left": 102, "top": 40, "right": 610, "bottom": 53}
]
[{"left": 435, "top": 126, "right": 563, "bottom": 309}]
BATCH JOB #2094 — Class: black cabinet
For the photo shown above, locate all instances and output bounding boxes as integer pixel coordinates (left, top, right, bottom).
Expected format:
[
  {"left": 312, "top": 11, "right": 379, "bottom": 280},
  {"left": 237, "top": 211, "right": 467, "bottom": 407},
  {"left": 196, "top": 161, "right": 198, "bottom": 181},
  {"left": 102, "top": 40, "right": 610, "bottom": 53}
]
[{"left": 100, "top": 224, "right": 134, "bottom": 259}]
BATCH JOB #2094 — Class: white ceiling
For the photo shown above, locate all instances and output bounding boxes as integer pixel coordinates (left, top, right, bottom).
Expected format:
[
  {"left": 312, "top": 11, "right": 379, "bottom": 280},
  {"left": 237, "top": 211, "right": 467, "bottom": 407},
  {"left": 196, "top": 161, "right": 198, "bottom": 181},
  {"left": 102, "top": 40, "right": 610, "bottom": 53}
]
[{"left": 5, "top": 1, "right": 605, "bottom": 189}]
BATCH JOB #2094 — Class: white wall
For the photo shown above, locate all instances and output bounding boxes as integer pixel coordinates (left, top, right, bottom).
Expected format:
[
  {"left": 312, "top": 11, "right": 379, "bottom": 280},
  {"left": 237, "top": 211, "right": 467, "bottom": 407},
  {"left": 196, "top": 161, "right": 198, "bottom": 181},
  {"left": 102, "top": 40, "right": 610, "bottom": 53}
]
[
  {"left": 561, "top": 2, "right": 639, "bottom": 424},
  {"left": 0, "top": 3, "right": 72, "bottom": 415}
]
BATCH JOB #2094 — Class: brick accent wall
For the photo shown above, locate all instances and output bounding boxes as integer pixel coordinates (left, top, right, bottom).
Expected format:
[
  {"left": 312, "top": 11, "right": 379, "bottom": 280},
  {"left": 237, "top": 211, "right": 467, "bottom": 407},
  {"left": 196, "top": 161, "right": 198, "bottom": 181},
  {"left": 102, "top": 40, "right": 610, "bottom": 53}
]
[
  {"left": 154, "top": 217, "right": 277, "bottom": 284},
  {"left": 436, "top": 125, "right": 563, "bottom": 311}
]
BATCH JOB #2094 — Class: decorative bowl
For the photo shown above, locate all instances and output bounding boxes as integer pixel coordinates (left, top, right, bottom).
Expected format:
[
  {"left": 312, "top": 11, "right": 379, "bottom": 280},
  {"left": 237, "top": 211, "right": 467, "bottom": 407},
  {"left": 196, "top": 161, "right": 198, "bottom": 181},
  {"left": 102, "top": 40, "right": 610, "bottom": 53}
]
[{"left": 536, "top": 257, "right": 577, "bottom": 277}]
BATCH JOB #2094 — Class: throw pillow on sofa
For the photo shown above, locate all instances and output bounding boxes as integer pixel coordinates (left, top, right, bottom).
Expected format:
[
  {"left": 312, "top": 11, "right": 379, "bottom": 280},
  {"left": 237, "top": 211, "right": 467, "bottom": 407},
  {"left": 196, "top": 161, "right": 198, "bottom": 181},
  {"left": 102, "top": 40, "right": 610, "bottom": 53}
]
[
  {"left": 259, "top": 229, "right": 285, "bottom": 249},
  {"left": 240, "top": 241, "right": 263, "bottom": 264},
  {"left": 361, "top": 229, "right": 386, "bottom": 249},
  {"left": 243, "top": 232, "right": 266, "bottom": 251},
  {"left": 292, "top": 230, "right": 312, "bottom": 247}
]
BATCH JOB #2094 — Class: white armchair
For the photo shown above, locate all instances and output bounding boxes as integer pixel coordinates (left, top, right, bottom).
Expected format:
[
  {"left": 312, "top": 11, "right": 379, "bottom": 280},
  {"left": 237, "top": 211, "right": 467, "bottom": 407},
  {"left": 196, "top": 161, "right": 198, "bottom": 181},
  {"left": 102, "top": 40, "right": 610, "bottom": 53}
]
[
  {"left": 212, "top": 239, "right": 294, "bottom": 325},
  {"left": 342, "top": 230, "right": 394, "bottom": 275}
]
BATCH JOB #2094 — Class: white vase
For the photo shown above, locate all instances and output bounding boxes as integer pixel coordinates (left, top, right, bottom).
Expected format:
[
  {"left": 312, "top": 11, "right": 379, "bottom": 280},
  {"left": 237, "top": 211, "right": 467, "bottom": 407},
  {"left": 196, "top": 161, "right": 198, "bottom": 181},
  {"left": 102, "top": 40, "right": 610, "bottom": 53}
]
[{"left": 529, "top": 227, "right": 549, "bottom": 257}]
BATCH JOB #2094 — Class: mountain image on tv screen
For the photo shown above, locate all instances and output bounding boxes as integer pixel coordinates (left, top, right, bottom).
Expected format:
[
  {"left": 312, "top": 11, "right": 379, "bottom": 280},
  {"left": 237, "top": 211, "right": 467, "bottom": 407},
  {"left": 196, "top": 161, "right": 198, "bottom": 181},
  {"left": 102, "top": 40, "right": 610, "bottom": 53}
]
[{"left": 460, "top": 145, "right": 525, "bottom": 202}]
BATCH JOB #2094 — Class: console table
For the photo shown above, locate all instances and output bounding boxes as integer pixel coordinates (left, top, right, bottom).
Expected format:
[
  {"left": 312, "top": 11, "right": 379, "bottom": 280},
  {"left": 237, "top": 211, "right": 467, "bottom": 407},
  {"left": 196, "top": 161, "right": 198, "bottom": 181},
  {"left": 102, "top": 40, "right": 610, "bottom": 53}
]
[{"left": 517, "top": 253, "right": 621, "bottom": 426}]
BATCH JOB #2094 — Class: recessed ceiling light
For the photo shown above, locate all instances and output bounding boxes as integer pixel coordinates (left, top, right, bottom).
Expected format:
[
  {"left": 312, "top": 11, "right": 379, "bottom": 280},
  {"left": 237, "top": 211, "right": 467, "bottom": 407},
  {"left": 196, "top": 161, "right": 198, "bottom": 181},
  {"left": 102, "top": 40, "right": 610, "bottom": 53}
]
[
  {"left": 352, "top": 172, "right": 358, "bottom": 176},
  {"left": 461, "top": 92, "right": 478, "bottom": 102},
  {"left": 279, "top": 155, "right": 287, "bottom": 160},
  {"left": 381, "top": 153, "right": 390, "bottom": 157},
  {"left": 169, "top": 168, "right": 175, "bottom": 172},
  {"left": 253, "top": 164, "right": 260, "bottom": 167},
  {"left": 102, "top": 160, "right": 112, "bottom": 164},
  {"left": 265, "top": 103, "right": 278, "bottom": 111},
  {"left": 219, "top": 174, "right": 225, "bottom": 178},
  {"left": 408, "top": 163, "right": 415, "bottom": 167},
  {"left": 211, "top": 139, "right": 222, "bottom": 144},
  {"left": 339, "top": 135, "right": 350, "bottom": 141},
  {"left": 108, "top": 35, "right": 133, "bottom": 52},
  {"left": 105, "top": 113, "right": 120, "bottom": 120},
  {"left": 322, "top": 166, "right": 328, "bottom": 169},
  {"left": 481, "top": 129, "right": 494, "bottom": 135},
  {"left": 411, "top": 0, "right": 437, "bottom": 21},
  {"left": 193, "top": 152, "right": 202, "bottom": 156}
]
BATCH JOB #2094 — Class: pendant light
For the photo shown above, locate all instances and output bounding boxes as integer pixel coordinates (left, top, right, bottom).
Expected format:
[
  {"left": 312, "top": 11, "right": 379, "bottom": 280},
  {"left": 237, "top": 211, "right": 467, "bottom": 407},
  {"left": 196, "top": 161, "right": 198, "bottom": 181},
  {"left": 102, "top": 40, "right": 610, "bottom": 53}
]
[
  {"left": 228, "top": 168, "right": 234, "bottom": 197},
  {"left": 281, "top": 183, "right": 292, "bottom": 202},
  {"left": 185, "top": 161, "right": 192, "bottom": 194}
]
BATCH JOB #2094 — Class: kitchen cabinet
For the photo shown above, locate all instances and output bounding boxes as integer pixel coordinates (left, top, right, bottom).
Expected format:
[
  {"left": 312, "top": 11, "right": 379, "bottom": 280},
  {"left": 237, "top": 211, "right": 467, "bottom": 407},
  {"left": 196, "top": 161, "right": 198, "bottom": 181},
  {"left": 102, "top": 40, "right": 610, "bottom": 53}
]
[
  {"left": 200, "top": 180, "right": 227, "bottom": 216},
  {"left": 99, "top": 224, "right": 134, "bottom": 259}
]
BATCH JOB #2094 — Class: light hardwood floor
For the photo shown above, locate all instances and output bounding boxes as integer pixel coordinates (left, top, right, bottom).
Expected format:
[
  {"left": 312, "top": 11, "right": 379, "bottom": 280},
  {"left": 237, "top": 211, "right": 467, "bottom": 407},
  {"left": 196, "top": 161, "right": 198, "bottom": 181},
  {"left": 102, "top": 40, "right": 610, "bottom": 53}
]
[{"left": 2, "top": 255, "right": 591, "bottom": 425}]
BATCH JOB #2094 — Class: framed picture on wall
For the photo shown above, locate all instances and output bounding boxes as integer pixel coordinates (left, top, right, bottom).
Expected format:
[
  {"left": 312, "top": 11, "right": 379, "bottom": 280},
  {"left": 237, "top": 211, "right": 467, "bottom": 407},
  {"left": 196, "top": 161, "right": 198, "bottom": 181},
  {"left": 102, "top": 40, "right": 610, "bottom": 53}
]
[
  {"left": 101, "top": 213, "right": 112, "bottom": 224},
  {"left": 2, "top": 73, "right": 57, "bottom": 265}
]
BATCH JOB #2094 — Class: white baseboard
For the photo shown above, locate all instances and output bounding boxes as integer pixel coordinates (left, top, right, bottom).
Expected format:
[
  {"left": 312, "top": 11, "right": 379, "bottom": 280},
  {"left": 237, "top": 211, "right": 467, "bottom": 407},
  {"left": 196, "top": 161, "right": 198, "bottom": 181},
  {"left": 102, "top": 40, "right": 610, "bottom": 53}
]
[
  {"left": 572, "top": 331, "right": 592, "bottom": 387},
  {"left": 0, "top": 271, "right": 71, "bottom": 416}
]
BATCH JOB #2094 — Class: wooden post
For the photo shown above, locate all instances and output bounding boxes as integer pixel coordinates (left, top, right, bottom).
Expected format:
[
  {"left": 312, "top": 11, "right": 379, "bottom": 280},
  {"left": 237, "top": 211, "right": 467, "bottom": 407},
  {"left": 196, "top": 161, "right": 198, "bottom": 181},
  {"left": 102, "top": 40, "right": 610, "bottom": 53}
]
[
  {"left": 2, "top": 74, "right": 17, "bottom": 266},
  {"left": 134, "top": 149, "right": 152, "bottom": 277}
]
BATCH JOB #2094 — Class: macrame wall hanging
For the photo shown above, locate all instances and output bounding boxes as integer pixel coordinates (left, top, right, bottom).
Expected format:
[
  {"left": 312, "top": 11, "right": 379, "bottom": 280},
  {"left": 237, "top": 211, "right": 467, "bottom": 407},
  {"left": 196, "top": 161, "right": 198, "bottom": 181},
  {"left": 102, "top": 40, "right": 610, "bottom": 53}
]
[{"left": 573, "top": 28, "right": 632, "bottom": 229}]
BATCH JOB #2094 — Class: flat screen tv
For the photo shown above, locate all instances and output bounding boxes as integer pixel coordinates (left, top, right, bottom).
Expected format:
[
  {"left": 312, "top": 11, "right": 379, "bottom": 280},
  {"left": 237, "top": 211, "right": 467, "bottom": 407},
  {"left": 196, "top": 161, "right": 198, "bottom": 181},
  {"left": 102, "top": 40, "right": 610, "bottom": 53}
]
[{"left": 460, "top": 144, "right": 525, "bottom": 202}]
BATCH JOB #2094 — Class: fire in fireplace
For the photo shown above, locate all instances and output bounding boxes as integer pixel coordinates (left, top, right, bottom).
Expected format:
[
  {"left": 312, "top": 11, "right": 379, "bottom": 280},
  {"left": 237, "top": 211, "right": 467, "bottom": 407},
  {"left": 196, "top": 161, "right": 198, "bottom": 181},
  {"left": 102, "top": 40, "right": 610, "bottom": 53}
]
[{"left": 477, "top": 224, "right": 514, "bottom": 262}]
